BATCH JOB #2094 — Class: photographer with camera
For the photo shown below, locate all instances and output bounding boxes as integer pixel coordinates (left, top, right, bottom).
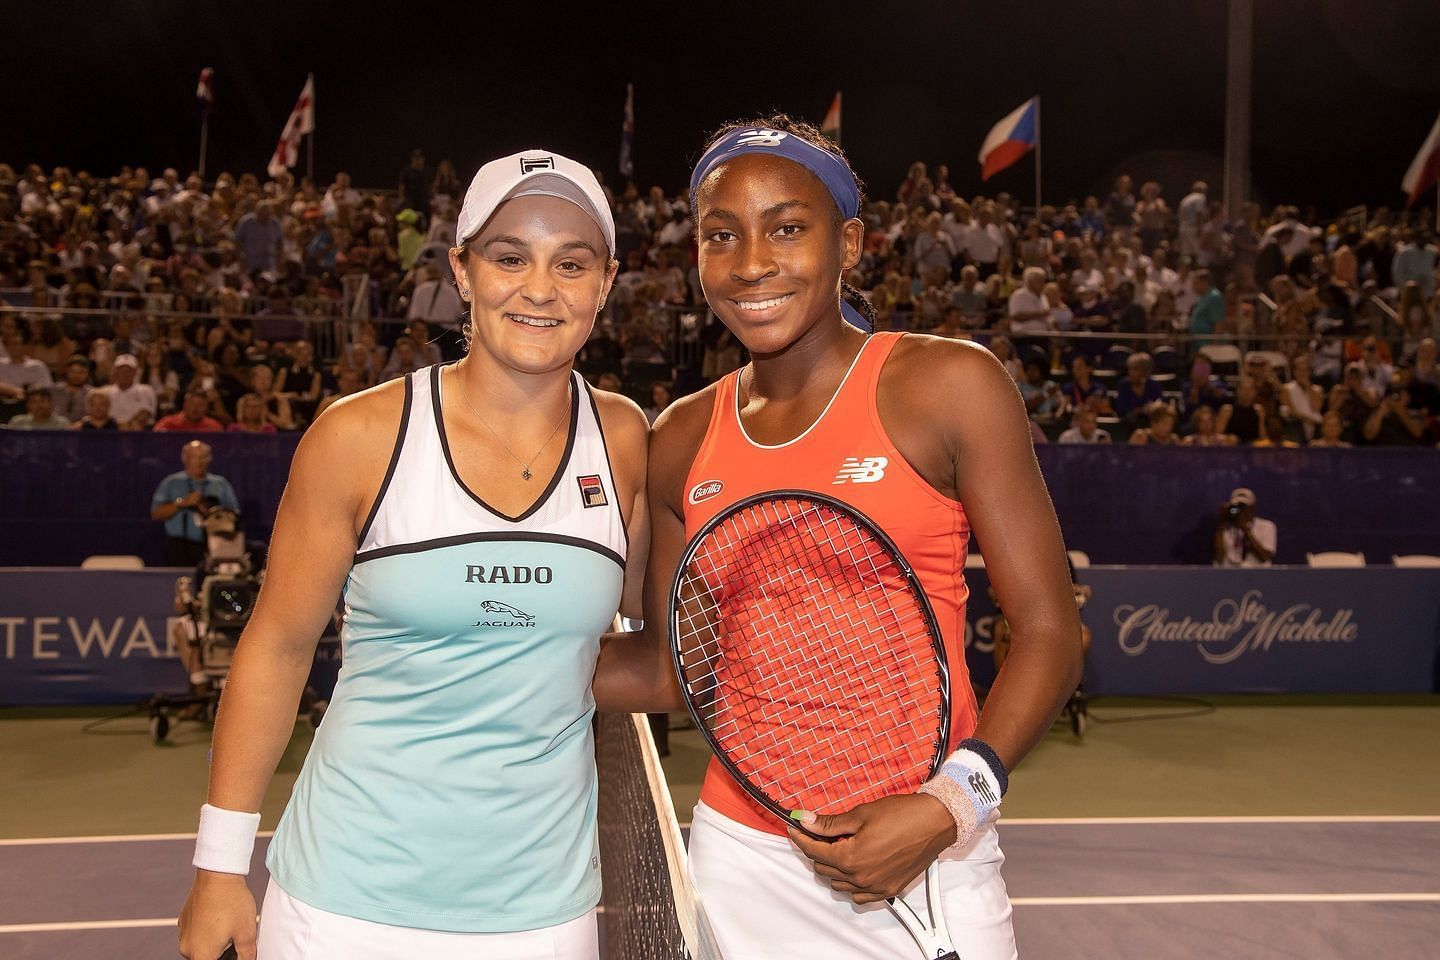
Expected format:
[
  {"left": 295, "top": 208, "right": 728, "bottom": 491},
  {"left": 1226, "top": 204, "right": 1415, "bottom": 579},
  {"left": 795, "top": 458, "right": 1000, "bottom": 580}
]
[
  {"left": 150, "top": 440, "right": 240, "bottom": 566},
  {"left": 1212, "top": 487, "right": 1277, "bottom": 567}
]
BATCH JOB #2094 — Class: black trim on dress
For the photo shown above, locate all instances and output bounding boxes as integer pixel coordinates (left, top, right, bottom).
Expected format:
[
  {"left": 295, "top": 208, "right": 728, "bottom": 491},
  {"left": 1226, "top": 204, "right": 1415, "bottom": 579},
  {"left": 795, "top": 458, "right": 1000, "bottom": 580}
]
[
  {"left": 356, "top": 372, "right": 415, "bottom": 546},
  {"left": 431, "top": 363, "right": 580, "bottom": 524},
  {"left": 354, "top": 530, "right": 624, "bottom": 568}
]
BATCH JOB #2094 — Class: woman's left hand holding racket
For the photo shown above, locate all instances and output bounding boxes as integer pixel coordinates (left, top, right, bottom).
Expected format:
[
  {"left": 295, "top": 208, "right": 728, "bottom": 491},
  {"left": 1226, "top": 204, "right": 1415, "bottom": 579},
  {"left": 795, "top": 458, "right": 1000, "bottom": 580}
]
[{"left": 788, "top": 792, "right": 958, "bottom": 903}]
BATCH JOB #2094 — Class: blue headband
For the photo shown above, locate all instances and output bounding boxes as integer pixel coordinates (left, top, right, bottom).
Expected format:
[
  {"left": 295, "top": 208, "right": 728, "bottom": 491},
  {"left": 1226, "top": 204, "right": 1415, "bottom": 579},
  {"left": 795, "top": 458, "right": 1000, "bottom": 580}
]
[
  {"left": 688, "top": 127, "right": 861, "bottom": 220},
  {"left": 691, "top": 128, "right": 869, "bottom": 332}
]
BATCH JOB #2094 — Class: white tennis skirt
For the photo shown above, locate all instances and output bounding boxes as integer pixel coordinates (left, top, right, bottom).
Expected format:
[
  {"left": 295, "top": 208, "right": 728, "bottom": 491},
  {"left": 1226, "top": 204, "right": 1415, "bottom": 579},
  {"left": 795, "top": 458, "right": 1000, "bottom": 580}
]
[
  {"left": 688, "top": 800, "right": 1017, "bottom": 960},
  {"left": 256, "top": 879, "right": 598, "bottom": 960}
]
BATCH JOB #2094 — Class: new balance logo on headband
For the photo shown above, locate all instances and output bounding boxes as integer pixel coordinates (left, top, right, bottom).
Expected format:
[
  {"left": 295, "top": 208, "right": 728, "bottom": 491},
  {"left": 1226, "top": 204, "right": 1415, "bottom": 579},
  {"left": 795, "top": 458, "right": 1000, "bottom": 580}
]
[
  {"left": 833, "top": 456, "right": 888, "bottom": 484},
  {"left": 520, "top": 156, "right": 555, "bottom": 173},
  {"left": 736, "top": 129, "right": 789, "bottom": 147}
]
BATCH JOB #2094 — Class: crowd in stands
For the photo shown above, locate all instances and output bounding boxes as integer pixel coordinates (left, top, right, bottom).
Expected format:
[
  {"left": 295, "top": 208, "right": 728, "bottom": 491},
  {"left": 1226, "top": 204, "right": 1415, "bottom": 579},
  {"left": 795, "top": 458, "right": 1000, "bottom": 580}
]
[{"left": 1, "top": 152, "right": 1437, "bottom": 447}]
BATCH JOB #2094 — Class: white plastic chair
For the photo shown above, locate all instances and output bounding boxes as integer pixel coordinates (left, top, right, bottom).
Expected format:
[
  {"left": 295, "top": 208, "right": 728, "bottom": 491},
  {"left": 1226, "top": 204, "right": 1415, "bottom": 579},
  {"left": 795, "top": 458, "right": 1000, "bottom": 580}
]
[
  {"left": 1067, "top": 550, "right": 1091, "bottom": 569},
  {"left": 1392, "top": 554, "right": 1440, "bottom": 567},
  {"left": 80, "top": 555, "right": 145, "bottom": 570},
  {"left": 1198, "top": 344, "right": 1243, "bottom": 367},
  {"left": 1244, "top": 350, "right": 1290, "bottom": 380},
  {"left": 1305, "top": 551, "right": 1365, "bottom": 568}
]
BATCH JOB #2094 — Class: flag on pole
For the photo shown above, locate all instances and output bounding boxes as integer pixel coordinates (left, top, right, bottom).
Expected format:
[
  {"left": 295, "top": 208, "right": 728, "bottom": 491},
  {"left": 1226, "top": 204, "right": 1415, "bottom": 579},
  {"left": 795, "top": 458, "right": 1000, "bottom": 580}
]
[
  {"left": 821, "top": 91, "right": 842, "bottom": 144},
  {"left": 267, "top": 74, "right": 315, "bottom": 179},
  {"left": 196, "top": 68, "right": 214, "bottom": 112},
  {"left": 619, "top": 83, "right": 635, "bottom": 180},
  {"left": 978, "top": 96, "right": 1039, "bottom": 181},
  {"left": 1401, "top": 110, "right": 1440, "bottom": 207}
]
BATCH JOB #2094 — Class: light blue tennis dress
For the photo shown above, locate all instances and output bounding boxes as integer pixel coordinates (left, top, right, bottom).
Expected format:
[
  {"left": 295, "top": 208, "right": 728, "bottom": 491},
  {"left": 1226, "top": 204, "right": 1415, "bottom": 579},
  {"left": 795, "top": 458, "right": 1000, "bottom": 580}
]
[{"left": 266, "top": 363, "right": 627, "bottom": 932}]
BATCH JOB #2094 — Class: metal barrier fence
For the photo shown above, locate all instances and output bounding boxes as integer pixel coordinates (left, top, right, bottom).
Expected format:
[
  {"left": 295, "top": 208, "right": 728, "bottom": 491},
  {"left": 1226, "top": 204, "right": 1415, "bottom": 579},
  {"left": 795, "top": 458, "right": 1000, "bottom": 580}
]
[{"left": 1, "top": 296, "right": 1404, "bottom": 385}]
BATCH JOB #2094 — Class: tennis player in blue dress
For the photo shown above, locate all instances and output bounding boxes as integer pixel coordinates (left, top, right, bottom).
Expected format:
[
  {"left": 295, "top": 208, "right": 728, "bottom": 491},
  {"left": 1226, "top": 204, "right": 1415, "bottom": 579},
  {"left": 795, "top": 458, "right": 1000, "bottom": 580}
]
[{"left": 179, "top": 149, "right": 651, "bottom": 960}]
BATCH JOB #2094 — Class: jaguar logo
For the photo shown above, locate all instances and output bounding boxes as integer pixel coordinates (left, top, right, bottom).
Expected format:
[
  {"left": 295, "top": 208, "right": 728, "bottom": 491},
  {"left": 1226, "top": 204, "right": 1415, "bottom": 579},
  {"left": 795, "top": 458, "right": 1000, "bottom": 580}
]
[{"left": 473, "top": 600, "right": 536, "bottom": 628}]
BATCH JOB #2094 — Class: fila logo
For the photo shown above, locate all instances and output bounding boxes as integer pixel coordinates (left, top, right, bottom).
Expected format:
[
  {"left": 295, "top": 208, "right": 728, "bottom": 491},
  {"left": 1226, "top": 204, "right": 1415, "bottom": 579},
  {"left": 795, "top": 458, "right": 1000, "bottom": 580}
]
[
  {"left": 736, "top": 129, "right": 788, "bottom": 147},
  {"left": 577, "top": 474, "right": 607, "bottom": 508},
  {"left": 688, "top": 479, "right": 724, "bottom": 504},
  {"left": 520, "top": 156, "right": 555, "bottom": 173},
  {"left": 832, "top": 456, "right": 888, "bottom": 484},
  {"left": 967, "top": 771, "right": 999, "bottom": 807}
]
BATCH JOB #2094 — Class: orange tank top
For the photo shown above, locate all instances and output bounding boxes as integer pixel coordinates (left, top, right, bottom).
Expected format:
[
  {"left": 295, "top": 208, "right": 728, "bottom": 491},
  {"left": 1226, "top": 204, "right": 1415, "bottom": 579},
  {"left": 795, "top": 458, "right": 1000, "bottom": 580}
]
[{"left": 683, "top": 331, "right": 978, "bottom": 836}]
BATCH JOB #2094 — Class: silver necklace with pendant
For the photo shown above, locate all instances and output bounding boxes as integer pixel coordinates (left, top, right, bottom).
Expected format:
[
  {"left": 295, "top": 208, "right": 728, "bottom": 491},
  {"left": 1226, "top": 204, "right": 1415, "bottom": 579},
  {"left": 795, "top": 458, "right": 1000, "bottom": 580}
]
[{"left": 453, "top": 365, "right": 568, "bottom": 481}]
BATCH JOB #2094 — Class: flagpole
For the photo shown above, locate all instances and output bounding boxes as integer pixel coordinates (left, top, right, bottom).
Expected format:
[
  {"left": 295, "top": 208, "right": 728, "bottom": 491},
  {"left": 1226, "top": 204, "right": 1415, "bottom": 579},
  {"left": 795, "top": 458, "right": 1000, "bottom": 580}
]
[
  {"left": 1034, "top": 95, "right": 1042, "bottom": 212},
  {"left": 198, "top": 113, "right": 209, "bottom": 180}
]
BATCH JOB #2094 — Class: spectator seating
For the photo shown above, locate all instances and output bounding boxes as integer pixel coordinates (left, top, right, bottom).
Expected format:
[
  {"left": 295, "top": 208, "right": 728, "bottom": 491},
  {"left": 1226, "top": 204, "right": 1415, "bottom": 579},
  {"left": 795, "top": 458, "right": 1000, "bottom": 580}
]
[
  {"left": 80, "top": 555, "right": 145, "bottom": 570},
  {"left": 1151, "top": 345, "right": 1180, "bottom": 375},
  {"left": 1392, "top": 554, "right": 1440, "bottom": 567},
  {"left": 1198, "top": 344, "right": 1242, "bottom": 375},
  {"left": 1245, "top": 350, "right": 1290, "bottom": 379},
  {"left": 1306, "top": 551, "right": 1366, "bottom": 567}
]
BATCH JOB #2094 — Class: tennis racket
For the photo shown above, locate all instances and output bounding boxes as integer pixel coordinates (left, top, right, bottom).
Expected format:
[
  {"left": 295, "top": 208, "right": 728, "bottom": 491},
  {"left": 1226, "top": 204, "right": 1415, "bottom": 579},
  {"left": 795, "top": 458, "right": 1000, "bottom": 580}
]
[{"left": 670, "top": 490, "right": 959, "bottom": 960}]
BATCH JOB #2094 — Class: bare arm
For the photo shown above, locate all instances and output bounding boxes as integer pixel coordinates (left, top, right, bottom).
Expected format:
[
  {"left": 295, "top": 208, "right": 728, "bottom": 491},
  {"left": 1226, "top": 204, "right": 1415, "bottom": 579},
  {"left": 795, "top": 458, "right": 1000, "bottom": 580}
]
[
  {"left": 592, "top": 388, "right": 714, "bottom": 713},
  {"left": 791, "top": 338, "right": 1082, "bottom": 903},
  {"left": 947, "top": 345, "right": 1084, "bottom": 771},
  {"left": 206, "top": 427, "right": 361, "bottom": 813},
  {"left": 179, "top": 388, "right": 398, "bottom": 960}
]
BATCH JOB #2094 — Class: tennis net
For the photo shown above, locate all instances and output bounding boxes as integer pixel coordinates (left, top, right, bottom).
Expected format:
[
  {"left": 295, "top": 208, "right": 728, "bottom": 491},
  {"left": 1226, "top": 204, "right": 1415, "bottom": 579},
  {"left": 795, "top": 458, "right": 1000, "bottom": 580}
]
[{"left": 596, "top": 710, "right": 724, "bottom": 960}]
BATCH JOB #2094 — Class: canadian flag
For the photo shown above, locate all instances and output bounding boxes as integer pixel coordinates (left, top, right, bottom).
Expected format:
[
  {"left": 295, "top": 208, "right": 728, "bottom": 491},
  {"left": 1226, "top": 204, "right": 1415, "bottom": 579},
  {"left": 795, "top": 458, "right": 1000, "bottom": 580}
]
[
  {"left": 267, "top": 74, "right": 315, "bottom": 179},
  {"left": 1401, "top": 110, "right": 1440, "bottom": 207}
]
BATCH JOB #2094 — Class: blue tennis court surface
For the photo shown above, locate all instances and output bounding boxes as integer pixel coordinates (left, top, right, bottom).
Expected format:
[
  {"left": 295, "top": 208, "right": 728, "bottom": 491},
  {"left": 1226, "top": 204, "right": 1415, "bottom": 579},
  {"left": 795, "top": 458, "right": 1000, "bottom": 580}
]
[{"left": 4, "top": 817, "right": 1437, "bottom": 959}]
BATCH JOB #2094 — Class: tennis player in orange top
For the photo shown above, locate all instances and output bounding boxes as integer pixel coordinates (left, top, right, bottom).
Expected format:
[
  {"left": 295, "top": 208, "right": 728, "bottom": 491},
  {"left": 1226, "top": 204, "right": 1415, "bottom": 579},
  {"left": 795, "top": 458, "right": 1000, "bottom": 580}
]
[{"left": 642, "top": 116, "right": 1081, "bottom": 958}]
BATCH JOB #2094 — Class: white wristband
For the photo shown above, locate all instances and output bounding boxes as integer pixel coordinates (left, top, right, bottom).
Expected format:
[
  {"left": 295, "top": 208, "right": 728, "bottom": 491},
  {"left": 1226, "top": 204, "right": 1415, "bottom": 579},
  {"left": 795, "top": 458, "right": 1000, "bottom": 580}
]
[
  {"left": 193, "top": 803, "right": 262, "bottom": 875},
  {"left": 916, "top": 748, "right": 1003, "bottom": 847}
]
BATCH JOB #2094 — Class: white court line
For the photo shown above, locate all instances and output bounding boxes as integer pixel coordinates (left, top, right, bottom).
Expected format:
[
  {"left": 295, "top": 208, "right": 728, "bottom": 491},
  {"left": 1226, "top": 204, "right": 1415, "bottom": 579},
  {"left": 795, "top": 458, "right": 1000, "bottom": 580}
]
[
  {"left": 0, "top": 907, "right": 610, "bottom": 936},
  {"left": 0, "top": 831, "right": 274, "bottom": 846},
  {"left": 3, "top": 817, "right": 1439, "bottom": 845},
  {"left": 999, "top": 816, "right": 1440, "bottom": 826},
  {"left": 7, "top": 895, "right": 1437, "bottom": 934},
  {"left": 1013, "top": 893, "right": 1440, "bottom": 906},
  {"left": 0, "top": 918, "right": 176, "bottom": 934}
]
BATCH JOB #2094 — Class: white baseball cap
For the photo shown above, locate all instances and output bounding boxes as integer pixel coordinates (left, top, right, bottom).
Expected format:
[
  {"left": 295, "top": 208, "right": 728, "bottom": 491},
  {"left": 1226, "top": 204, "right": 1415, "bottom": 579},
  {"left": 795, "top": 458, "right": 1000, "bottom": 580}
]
[{"left": 455, "top": 150, "right": 614, "bottom": 256}]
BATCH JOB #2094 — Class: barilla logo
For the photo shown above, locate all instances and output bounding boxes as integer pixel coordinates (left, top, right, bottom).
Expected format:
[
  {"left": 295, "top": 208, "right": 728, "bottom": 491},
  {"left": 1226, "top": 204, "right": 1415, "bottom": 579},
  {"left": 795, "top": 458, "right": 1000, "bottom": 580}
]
[{"left": 688, "top": 480, "right": 724, "bottom": 504}]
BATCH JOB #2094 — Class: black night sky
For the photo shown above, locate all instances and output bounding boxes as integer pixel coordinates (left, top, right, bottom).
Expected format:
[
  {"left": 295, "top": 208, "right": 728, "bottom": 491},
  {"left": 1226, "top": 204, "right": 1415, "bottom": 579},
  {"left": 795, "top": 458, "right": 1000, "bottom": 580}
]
[{"left": 7, "top": 0, "right": 1440, "bottom": 215}]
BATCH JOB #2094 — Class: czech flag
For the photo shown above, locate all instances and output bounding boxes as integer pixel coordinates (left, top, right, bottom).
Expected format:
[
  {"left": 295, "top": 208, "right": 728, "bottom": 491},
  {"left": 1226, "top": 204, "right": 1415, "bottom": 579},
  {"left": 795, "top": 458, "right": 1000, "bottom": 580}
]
[
  {"left": 978, "top": 96, "right": 1038, "bottom": 181},
  {"left": 1401, "top": 110, "right": 1440, "bottom": 207}
]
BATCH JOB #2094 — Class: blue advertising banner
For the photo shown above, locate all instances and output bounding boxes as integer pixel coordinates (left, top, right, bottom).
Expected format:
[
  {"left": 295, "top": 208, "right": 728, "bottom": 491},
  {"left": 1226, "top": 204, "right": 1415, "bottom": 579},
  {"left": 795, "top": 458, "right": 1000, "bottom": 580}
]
[
  {"left": 0, "top": 569, "right": 339, "bottom": 706},
  {"left": 960, "top": 566, "right": 1440, "bottom": 695},
  {"left": 5, "top": 567, "right": 1436, "bottom": 703}
]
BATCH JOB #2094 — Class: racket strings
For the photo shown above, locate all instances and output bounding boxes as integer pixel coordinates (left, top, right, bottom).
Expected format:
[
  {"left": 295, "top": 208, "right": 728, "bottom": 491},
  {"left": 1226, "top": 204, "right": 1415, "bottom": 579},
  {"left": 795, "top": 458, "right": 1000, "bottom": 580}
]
[{"left": 674, "top": 498, "right": 945, "bottom": 815}]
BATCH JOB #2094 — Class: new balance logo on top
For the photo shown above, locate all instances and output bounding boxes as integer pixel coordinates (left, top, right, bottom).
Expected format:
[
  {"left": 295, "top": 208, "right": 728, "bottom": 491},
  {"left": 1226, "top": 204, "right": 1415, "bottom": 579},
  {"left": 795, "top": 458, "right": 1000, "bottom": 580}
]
[
  {"left": 968, "top": 771, "right": 999, "bottom": 806},
  {"left": 736, "top": 129, "right": 788, "bottom": 147},
  {"left": 832, "top": 456, "right": 888, "bottom": 484},
  {"left": 520, "top": 156, "right": 555, "bottom": 173}
]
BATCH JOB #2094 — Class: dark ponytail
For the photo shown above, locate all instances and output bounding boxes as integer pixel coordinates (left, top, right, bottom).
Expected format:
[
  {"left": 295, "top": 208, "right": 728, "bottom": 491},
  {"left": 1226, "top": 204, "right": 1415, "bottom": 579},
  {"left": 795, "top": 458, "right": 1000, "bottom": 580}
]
[{"left": 841, "top": 280, "right": 878, "bottom": 332}]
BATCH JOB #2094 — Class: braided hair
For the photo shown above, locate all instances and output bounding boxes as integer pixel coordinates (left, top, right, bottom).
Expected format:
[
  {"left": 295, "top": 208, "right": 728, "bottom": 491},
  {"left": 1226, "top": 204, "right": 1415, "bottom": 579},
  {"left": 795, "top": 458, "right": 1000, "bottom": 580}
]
[{"left": 694, "top": 113, "right": 878, "bottom": 331}]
